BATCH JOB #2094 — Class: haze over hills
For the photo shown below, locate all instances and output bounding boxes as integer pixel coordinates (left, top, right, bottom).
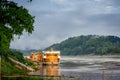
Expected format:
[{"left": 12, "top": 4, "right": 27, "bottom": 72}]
[
  {"left": 45, "top": 35, "right": 120, "bottom": 55},
  {"left": 20, "top": 35, "right": 120, "bottom": 56}
]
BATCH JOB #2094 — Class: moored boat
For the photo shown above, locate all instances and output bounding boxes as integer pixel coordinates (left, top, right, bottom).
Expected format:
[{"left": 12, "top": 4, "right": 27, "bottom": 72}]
[{"left": 29, "top": 49, "right": 60, "bottom": 65}]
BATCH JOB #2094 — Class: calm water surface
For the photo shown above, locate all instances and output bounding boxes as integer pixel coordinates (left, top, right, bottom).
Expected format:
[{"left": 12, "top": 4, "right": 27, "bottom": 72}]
[{"left": 29, "top": 56, "right": 120, "bottom": 80}]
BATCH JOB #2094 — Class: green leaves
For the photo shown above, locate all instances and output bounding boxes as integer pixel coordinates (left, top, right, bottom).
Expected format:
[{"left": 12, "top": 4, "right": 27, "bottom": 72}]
[{"left": 0, "top": 0, "right": 34, "bottom": 50}]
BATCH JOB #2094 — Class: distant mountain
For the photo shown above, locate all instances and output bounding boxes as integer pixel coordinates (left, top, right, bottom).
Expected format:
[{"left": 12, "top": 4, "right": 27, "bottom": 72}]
[{"left": 45, "top": 35, "right": 120, "bottom": 55}]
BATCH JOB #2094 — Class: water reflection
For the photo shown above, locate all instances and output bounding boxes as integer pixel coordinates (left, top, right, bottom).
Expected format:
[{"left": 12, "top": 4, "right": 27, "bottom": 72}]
[
  {"left": 38, "top": 65, "right": 60, "bottom": 76},
  {"left": 29, "top": 65, "right": 60, "bottom": 76}
]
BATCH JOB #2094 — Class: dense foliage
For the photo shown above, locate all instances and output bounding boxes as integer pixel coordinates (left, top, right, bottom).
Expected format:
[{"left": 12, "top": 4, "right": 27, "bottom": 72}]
[
  {"left": 1, "top": 57, "right": 25, "bottom": 75},
  {"left": 0, "top": 0, "right": 34, "bottom": 50},
  {"left": 1, "top": 50, "right": 26, "bottom": 75},
  {"left": 0, "top": 0, "right": 36, "bottom": 78},
  {"left": 1, "top": 50, "right": 35, "bottom": 75},
  {"left": 45, "top": 35, "right": 120, "bottom": 55}
]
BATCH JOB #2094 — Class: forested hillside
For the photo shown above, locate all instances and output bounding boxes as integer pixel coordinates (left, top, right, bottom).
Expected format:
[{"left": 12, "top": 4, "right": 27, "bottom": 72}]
[{"left": 45, "top": 35, "right": 120, "bottom": 55}]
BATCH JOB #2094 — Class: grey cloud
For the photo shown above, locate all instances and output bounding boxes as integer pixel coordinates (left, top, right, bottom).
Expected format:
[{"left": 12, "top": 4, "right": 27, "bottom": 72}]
[
  {"left": 10, "top": 0, "right": 120, "bottom": 50},
  {"left": 88, "top": 13, "right": 120, "bottom": 28},
  {"left": 109, "top": 0, "right": 120, "bottom": 6}
]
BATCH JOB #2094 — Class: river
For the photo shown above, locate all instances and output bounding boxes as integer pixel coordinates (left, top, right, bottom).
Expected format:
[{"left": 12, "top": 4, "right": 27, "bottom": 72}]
[{"left": 28, "top": 56, "right": 120, "bottom": 80}]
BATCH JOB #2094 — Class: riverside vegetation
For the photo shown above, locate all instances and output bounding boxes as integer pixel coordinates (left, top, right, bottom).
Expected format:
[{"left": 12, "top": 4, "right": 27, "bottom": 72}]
[
  {"left": 0, "top": 0, "right": 39, "bottom": 79},
  {"left": 0, "top": 50, "right": 47, "bottom": 80},
  {"left": 0, "top": 0, "right": 63, "bottom": 80},
  {"left": 1, "top": 50, "right": 35, "bottom": 75}
]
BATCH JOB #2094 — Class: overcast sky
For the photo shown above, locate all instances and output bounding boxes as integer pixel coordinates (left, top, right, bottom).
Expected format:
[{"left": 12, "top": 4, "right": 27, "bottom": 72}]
[{"left": 10, "top": 0, "right": 120, "bottom": 50}]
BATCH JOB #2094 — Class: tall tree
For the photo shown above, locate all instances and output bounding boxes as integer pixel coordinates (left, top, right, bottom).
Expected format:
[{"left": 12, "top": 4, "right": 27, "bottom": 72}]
[{"left": 0, "top": 0, "right": 34, "bottom": 50}]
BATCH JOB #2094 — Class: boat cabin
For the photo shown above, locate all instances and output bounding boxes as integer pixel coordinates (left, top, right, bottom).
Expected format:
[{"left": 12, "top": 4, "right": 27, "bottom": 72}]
[{"left": 29, "top": 49, "right": 60, "bottom": 65}]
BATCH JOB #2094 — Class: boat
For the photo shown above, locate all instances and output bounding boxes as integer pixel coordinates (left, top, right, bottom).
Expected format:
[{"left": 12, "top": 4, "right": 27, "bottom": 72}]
[{"left": 29, "top": 49, "right": 60, "bottom": 65}]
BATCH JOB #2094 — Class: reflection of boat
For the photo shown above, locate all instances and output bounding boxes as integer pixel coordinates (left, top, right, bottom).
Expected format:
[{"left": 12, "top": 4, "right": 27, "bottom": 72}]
[
  {"left": 38, "top": 65, "right": 60, "bottom": 76},
  {"left": 29, "top": 49, "right": 60, "bottom": 65}
]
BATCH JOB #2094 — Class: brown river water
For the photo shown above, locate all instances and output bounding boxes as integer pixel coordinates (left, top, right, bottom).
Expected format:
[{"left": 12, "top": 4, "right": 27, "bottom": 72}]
[{"left": 28, "top": 56, "right": 120, "bottom": 80}]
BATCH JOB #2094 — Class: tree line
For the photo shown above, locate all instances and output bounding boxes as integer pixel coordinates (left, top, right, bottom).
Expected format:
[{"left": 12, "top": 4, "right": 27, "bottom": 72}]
[{"left": 45, "top": 35, "right": 120, "bottom": 55}]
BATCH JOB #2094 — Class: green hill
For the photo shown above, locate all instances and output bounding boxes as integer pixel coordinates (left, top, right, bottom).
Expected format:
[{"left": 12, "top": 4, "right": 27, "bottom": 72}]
[{"left": 45, "top": 35, "right": 120, "bottom": 55}]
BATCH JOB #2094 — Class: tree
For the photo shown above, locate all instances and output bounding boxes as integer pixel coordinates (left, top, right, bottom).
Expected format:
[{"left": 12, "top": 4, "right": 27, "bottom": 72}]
[{"left": 0, "top": 0, "right": 34, "bottom": 50}]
